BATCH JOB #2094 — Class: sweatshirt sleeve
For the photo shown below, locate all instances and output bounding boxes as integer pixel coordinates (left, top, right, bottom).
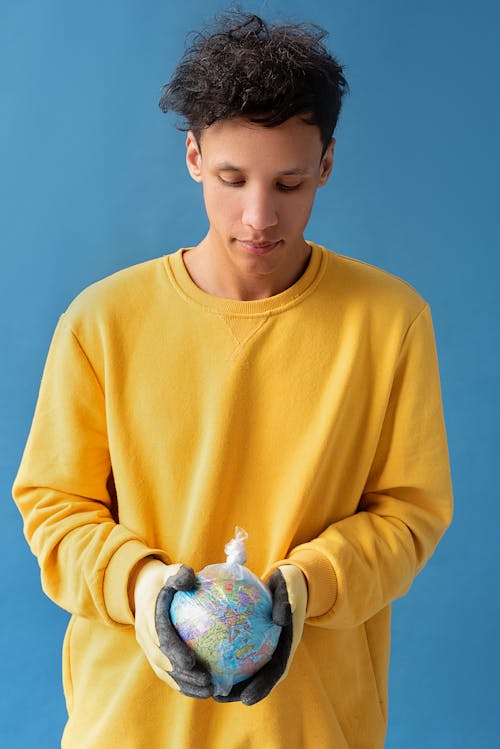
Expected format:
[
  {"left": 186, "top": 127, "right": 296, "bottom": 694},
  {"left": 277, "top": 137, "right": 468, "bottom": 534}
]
[
  {"left": 271, "top": 304, "right": 453, "bottom": 629},
  {"left": 12, "top": 315, "right": 171, "bottom": 627}
]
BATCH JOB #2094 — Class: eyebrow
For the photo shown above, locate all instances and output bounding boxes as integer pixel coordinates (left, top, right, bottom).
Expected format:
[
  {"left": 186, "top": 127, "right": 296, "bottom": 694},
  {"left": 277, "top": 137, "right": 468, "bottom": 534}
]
[{"left": 214, "top": 163, "right": 310, "bottom": 176}]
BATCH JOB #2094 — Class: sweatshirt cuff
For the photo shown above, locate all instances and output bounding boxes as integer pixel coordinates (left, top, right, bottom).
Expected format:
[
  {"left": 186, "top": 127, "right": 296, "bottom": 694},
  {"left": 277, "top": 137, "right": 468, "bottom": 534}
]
[
  {"left": 287, "top": 547, "right": 338, "bottom": 618},
  {"left": 103, "top": 539, "right": 171, "bottom": 625},
  {"left": 263, "top": 547, "right": 338, "bottom": 619}
]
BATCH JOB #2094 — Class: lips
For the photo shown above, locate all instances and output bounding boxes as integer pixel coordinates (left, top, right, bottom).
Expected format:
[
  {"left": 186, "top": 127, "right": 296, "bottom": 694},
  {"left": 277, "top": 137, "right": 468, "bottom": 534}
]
[{"left": 238, "top": 239, "right": 282, "bottom": 255}]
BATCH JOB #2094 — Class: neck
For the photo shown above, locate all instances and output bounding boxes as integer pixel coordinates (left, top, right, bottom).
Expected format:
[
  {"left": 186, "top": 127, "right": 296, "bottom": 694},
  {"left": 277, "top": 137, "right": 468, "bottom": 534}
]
[{"left": 182, "top": 236, "right": 312, "bottom": 301}]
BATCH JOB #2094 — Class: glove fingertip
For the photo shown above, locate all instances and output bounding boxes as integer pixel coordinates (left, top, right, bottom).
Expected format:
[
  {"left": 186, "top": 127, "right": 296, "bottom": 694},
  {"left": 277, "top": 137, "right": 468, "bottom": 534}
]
[
  {"left": 267, "top": 568, "right": 283, "bottom": 592},
  {"left": 268, "top": 570, "right": 291, "bottom": 623},
  {"left": 173, "top": 565, "right": 197, "bottom": 591},
  {"left": 239, "top": 677, "right": 273, "bottom": 707}
]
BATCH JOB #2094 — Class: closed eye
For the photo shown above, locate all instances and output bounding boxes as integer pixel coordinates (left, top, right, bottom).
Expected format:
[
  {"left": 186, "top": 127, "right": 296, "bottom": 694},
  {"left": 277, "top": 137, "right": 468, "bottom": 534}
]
[
  {"left": 219, "top": 178, "right": 245, "bottom": 187},
  {"left": 218, "top": 177, "right": 302, "bottom": 192}
]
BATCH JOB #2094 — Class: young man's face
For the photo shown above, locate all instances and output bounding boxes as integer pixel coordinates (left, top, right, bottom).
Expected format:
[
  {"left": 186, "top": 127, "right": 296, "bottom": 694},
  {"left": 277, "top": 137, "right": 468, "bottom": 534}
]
[{"left": 185, "top": 115, "right": 334, "bottom": 297}]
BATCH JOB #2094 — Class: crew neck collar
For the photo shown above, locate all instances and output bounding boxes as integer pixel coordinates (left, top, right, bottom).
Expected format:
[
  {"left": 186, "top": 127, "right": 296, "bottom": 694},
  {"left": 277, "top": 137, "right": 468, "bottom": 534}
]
[{"left": 164, "top": 241, "right": 327, "bottom": 317}]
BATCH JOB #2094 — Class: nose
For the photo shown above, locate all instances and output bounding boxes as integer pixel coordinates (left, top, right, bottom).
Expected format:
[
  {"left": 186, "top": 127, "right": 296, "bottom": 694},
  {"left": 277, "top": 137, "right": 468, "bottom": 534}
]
[{"left": 241, "top": 185, "right": 278, "bottom": 231}]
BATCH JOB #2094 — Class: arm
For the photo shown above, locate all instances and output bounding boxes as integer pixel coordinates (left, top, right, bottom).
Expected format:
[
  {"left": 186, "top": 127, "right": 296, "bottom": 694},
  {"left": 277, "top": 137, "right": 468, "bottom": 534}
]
[
  {"left": 12, "top": 314, "right": 169, "bottom": 627},
  {"left": 267, "top": 304, "right": 453, "bottom": 629}
]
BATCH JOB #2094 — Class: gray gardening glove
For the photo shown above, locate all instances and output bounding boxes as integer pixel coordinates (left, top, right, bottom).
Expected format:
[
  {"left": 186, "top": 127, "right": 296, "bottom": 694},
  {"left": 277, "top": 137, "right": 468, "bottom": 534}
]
[
  {"left": 134, "top": 559, "right": 214, "bottom": 698},
  {"left": 213, "top": 565, "right": 307, "bottom": 706}
]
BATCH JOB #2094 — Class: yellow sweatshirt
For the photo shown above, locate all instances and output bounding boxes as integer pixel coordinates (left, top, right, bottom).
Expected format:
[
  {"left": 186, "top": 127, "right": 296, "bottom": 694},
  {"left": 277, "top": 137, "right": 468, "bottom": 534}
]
[{"left": 13, "top": 242, "right": 453, "bottom": 749}]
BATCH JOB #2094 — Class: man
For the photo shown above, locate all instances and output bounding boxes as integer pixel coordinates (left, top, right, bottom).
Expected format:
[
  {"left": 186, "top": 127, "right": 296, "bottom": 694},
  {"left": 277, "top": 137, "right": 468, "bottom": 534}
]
[{"left": 13, "top": 12, "right": 453, "bottom": 749}]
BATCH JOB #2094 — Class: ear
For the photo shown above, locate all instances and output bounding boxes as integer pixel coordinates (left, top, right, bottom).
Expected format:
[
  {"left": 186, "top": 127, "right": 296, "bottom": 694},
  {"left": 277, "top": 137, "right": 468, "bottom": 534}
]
[
  {"left": 318, "top": 138, "right": 335, "bottom": 187},
  {"left": 186, "top": 131, "right": 203, "bottom": 183}
]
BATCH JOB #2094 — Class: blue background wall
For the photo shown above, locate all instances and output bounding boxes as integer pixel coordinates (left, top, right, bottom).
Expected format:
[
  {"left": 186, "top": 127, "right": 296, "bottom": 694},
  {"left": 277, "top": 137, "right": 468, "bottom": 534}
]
[{"left": 1, "top": 1, "right": 498, "bottom": 745}]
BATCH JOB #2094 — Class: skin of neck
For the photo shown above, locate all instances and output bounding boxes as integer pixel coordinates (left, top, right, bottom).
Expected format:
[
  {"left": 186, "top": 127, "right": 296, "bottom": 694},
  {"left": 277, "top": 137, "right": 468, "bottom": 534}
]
[{"left": 183, "top": 235, "right": 312, "bottom": 301}]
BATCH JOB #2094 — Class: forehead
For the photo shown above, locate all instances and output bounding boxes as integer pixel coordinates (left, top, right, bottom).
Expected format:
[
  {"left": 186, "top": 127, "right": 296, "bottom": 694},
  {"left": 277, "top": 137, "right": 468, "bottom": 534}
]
[{"left": 197, "top": 116, "right": 324, "bottom": 168}]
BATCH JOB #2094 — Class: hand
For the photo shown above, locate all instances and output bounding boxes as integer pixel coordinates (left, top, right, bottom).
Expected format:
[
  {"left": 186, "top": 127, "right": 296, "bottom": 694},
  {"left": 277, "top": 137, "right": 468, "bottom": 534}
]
[
  {"left": 133, "top": 559, "right": 214, "bottom": 698},
  {"left": 214, "top": 564, "right": 308, "bottom": 706}
]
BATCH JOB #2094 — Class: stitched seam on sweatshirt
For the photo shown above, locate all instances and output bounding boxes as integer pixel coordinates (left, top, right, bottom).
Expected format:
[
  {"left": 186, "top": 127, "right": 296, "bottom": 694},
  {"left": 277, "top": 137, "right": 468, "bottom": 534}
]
[
  {"left": 396, "top": 303, "right": 430, "bottom": 361},
  {"left": 228, "top": 316, "right": 270, "bottom": 361},
  {"left": 218, "top": 313, "right": 270, "bottom": 349},
  {"left": 61, "top": 314, "right": 106, "bottom": 396}
]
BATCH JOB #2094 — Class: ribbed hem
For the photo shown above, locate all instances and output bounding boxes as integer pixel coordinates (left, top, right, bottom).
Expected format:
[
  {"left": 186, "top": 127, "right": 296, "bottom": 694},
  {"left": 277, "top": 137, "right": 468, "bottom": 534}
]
[
  {"left": 163, "top": 241, "right": 328, "bottom": 316},
  {"left": 262, "top": 547, "right": 338, "bottom": 620},
  {"left": 287, "top": 548, "right": 338, "bottom": 618},
  {"left": 103, "top": 540, "right": 171, "bottom": 625}
]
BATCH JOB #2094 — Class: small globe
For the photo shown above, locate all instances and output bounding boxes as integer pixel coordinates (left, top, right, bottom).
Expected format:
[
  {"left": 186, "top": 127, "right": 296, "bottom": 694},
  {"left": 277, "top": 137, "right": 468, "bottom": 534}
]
[{"left": 170, "top": 566, "right": 281, "bottom": 696}]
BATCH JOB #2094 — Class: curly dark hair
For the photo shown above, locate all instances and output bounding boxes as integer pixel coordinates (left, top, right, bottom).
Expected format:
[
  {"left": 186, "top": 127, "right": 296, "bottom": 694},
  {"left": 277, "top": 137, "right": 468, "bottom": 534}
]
[{"left": 159, "top": 11, "right": 349, "bottom": 154}]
